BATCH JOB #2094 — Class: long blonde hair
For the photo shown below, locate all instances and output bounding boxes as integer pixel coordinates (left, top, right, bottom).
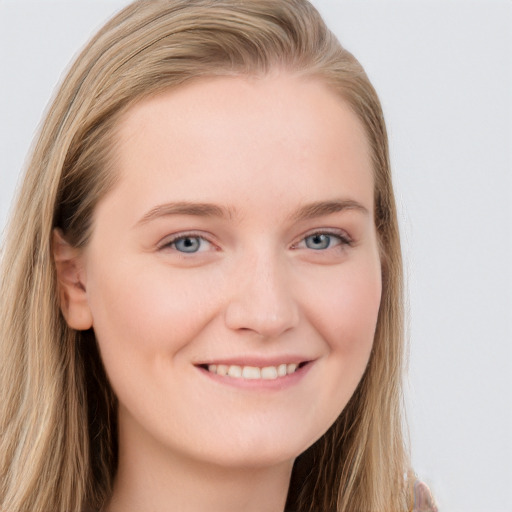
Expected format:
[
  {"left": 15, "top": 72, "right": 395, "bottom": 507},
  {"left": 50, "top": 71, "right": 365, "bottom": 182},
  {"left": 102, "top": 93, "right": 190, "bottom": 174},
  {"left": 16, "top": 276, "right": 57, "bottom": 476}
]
[{"left": 0, "top": 1, "right": 412, "bottom": 511}]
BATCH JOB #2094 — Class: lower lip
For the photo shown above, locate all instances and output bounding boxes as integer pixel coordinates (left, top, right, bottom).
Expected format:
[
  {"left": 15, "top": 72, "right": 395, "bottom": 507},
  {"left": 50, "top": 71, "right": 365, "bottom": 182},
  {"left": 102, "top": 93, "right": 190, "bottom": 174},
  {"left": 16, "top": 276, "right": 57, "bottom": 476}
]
[{"left": 196, "top": 362, "right": 314, "bottom": 391}]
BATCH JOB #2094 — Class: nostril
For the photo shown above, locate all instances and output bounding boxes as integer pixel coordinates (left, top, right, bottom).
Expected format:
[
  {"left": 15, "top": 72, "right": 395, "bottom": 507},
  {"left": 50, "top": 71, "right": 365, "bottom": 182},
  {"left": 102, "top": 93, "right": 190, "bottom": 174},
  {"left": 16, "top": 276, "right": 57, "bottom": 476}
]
[{"left": 224, "top": 301, "right": 300, "bottom": 339}]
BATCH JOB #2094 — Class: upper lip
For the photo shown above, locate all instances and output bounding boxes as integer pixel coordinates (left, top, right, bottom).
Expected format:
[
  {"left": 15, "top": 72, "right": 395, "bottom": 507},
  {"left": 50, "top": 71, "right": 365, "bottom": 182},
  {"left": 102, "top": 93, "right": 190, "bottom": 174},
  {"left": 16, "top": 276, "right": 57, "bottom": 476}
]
[{"left": 194, "top": 355, "right": 315, "bottom": 367}]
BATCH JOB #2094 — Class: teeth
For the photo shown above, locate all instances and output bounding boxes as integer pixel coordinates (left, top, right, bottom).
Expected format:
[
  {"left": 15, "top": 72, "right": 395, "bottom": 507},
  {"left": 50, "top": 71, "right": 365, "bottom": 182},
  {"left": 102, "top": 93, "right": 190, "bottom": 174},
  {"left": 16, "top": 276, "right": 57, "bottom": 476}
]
[
  {"left": 261, "top": 366, "right": 278, "bottom": 380},
  {"left": 206, "top": 363, "right": 301, "bottom": 379},
  {"left": 227, "top": 365, "right": 242, "bottom": 378},
  {"left": 287, "top": 363, "right": 297, "bottom": 374},
  {"left": 217, "top": 364, "right": 228, "bottom": 376},
  {"left": 242, "top": 366, "right": 261, "bottom": 379}
]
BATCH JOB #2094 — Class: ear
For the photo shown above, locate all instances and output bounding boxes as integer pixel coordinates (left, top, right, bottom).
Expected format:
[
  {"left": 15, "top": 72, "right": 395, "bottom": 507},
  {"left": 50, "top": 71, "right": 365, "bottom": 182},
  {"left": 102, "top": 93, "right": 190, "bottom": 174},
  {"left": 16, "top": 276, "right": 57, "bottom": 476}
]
[{"left": 52, "top": 229, "right": 93, "bottom": 330}]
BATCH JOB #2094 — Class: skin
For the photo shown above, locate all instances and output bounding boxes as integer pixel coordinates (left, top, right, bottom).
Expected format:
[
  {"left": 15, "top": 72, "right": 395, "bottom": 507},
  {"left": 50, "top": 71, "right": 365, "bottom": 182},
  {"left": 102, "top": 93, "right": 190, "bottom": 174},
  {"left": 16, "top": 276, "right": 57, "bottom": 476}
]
[{"left": 55, "top": 73, "right": 382, "bottom": 512}]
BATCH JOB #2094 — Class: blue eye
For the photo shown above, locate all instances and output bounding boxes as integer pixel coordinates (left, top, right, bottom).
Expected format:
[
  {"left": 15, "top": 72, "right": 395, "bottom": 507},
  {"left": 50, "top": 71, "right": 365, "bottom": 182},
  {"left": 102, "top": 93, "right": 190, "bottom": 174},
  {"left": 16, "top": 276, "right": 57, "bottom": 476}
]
[
  {"left": 304, "top": 233, "right": 333, "bottom": 250},
  {"left": 171, "top": 236, "right": 205, "bottom": 253},
  {"left": 297, "top": 232, "right": 350, "bottom": 251}
]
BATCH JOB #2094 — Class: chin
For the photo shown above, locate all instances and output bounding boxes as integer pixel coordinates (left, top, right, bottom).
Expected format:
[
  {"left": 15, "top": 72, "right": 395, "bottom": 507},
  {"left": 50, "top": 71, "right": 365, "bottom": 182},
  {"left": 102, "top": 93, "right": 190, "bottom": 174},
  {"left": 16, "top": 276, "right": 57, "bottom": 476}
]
[{"left": 183, "top": 424, "right": 322, "bottom": 470}]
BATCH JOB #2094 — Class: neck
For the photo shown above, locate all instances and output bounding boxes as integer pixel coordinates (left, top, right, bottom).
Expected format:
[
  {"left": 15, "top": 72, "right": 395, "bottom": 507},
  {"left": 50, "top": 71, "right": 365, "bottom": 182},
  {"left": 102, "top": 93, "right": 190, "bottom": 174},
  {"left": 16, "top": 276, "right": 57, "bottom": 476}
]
[{"left": 105, "top": 413, "right": 294, "bottom": 512}]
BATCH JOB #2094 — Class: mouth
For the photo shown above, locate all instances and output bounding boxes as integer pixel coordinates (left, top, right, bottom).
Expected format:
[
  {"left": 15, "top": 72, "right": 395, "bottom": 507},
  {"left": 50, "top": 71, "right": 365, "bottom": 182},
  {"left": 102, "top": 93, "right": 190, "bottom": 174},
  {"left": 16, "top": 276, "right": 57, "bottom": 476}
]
[{"left": 196, "top": 361, "right": 310, "bottom": 381}]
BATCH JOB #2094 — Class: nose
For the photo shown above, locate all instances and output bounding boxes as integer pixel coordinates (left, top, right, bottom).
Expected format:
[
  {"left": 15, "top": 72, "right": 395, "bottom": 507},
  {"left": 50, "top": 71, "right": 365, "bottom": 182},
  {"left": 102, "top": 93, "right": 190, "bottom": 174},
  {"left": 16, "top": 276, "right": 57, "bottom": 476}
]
[{"left": 224, "top": 251, "right": 300, "bottom": 339}]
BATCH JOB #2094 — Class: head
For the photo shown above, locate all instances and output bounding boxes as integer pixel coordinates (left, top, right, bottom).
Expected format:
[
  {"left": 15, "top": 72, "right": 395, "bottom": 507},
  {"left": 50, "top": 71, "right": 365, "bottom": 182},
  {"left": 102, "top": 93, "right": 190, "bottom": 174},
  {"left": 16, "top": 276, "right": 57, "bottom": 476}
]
[{"left": 0, "top": 2, "right": 410, "bottom": 512}]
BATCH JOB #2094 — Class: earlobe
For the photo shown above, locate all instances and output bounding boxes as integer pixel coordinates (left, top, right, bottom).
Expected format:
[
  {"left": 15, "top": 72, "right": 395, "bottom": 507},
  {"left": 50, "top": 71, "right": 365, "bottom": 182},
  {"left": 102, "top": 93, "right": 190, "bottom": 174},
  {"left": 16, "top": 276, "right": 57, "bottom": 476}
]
[{"left": 52, "top": 229, "right": 93, "bottom": 330}]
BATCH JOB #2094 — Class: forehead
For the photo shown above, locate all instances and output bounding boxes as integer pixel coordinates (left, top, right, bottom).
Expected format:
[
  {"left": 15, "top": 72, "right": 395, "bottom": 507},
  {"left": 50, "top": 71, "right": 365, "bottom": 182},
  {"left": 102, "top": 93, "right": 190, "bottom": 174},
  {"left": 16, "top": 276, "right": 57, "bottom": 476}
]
[
  {"left": 117, "top": 73, "right": 370, "bottom": 157},
  {"left": 108, "top": 73, "right": 374, "bottom": 220}
]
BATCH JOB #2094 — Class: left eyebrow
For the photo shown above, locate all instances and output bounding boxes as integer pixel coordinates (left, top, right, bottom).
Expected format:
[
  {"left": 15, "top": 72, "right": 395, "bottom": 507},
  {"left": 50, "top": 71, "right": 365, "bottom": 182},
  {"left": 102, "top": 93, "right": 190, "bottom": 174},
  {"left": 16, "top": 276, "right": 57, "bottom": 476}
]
[{"left": 290, "top": 199, "right": 369, "bottom": 222}]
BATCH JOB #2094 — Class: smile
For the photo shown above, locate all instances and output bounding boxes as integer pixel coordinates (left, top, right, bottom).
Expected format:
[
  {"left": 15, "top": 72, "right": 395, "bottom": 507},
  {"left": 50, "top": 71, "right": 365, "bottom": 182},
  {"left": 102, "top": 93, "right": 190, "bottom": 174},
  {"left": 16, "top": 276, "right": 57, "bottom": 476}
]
[{"left": 204, "top": 362, "right": 304, "bottom": 380}]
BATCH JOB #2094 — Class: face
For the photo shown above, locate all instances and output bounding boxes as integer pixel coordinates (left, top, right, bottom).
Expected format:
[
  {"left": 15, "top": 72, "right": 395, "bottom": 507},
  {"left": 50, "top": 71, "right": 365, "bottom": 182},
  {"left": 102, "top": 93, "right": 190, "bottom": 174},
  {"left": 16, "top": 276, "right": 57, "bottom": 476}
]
[{"left": 70, "top": 74, "right": 382, "bottom": 469}]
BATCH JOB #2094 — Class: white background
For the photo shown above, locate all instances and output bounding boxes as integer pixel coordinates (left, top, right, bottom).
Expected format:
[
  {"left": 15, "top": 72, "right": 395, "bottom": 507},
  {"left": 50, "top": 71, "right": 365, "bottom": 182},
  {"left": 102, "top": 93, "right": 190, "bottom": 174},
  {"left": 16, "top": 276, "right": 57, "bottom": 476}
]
[{"left": 1, "top": 1, "right": 511, "bottom": 511}]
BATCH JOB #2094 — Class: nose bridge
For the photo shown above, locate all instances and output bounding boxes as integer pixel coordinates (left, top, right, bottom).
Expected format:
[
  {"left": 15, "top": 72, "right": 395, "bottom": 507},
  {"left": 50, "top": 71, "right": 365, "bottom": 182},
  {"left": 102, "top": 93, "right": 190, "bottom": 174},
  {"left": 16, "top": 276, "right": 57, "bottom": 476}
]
[{"left": 224, "top": 245, "right": 299, "bottom": 338}]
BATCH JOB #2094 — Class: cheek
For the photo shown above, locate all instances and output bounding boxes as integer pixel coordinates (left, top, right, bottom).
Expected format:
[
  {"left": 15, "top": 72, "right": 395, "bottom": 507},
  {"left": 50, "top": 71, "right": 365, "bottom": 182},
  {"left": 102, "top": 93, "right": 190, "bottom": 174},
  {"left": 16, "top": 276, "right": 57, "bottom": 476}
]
[
  {"left": 303, "top": 256, "right": 382, "bottom": 379},
  {"left": 292, "top": 256, "right": 382, "bottom": 436},
  {"left": 85, "top": 259, "right": 218, "bottom": 377},
  {"left": 310, "top": 261, "right": 381, "bottom": 342}
]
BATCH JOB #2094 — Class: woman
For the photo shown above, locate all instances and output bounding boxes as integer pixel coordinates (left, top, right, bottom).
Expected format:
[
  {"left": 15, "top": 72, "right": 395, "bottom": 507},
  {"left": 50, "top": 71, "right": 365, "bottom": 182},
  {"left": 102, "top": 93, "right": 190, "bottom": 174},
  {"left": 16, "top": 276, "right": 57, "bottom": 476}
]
[{"left": 0, "top": 1, "right": 437, "bottom": 511}]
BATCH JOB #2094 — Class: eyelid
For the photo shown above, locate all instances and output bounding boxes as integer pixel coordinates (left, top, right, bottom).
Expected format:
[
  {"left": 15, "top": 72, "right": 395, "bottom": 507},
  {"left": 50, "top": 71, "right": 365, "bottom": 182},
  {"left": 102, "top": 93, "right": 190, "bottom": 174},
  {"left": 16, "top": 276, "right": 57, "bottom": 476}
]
[
  {"left": 157, "top": 231, "right": 218, "bottom": 252},
  {"left": 291, "top": 228, "right": 353, "bottom": 249},
  {"left": 156, "top": 228, "right": 352, "bottom": 252}
]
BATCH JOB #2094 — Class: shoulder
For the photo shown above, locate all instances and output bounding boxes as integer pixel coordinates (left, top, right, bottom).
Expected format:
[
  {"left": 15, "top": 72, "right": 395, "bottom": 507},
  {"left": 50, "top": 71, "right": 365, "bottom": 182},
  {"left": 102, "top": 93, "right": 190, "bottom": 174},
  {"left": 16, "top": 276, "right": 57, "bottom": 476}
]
[{"left": 413, "top": 480, "right": 438, "bottom": 512}]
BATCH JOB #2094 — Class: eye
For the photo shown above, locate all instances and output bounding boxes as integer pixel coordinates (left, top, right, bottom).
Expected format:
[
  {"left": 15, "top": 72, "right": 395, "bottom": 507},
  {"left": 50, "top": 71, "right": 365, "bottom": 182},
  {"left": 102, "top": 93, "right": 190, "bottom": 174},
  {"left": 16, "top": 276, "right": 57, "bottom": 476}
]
[
  {"left": 304, "top": 233, "right": 339, "bottom": 250},
  {"left": 161, "top": 235, "right": 212, "bottom": 254},
  {"left": 294, "top": 231, "right": 351, "bottom": 251}
]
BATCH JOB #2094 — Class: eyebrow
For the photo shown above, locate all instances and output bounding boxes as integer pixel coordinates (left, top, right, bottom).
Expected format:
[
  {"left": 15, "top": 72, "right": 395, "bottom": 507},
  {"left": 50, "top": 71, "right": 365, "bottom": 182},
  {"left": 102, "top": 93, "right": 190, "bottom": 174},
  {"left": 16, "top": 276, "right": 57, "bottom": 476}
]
[
  {"left": 135, "top": 201, "right": 231, "bottom": 226},
  {"left": 135, "top": 198, "right": 368, "bottom": 227},
  {"left": 290, "top": 199, "right": 369, "bottom": 221}
]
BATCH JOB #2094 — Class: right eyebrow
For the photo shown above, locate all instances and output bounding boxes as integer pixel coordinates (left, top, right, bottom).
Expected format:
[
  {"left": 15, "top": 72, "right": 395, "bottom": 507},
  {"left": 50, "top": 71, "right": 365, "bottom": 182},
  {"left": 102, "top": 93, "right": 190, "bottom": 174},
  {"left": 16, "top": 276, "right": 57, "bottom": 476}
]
[{"left": 134, "top": 201, "right": 231, "bottom": 228}]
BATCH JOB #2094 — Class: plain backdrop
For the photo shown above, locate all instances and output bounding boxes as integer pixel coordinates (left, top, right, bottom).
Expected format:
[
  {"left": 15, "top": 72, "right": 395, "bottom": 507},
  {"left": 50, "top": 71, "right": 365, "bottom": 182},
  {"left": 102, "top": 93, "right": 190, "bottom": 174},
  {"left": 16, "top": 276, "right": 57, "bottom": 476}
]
[{"left": 1, "top": 1, "right": 511, "bottom": 511}]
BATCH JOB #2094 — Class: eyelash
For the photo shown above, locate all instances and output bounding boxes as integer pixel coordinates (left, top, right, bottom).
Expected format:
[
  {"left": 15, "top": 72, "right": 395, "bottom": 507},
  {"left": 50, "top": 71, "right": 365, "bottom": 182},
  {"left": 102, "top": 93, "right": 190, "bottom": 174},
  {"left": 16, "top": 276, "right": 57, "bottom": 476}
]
[
  {"left": 292, "top": 230, "right": 352, "bottom": 251},
  {"left": 159, "top": 229, "right": 352, "bottom": 254},
  {"left": 159, "top": 232, "right": 215, "bottom": 254}
]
